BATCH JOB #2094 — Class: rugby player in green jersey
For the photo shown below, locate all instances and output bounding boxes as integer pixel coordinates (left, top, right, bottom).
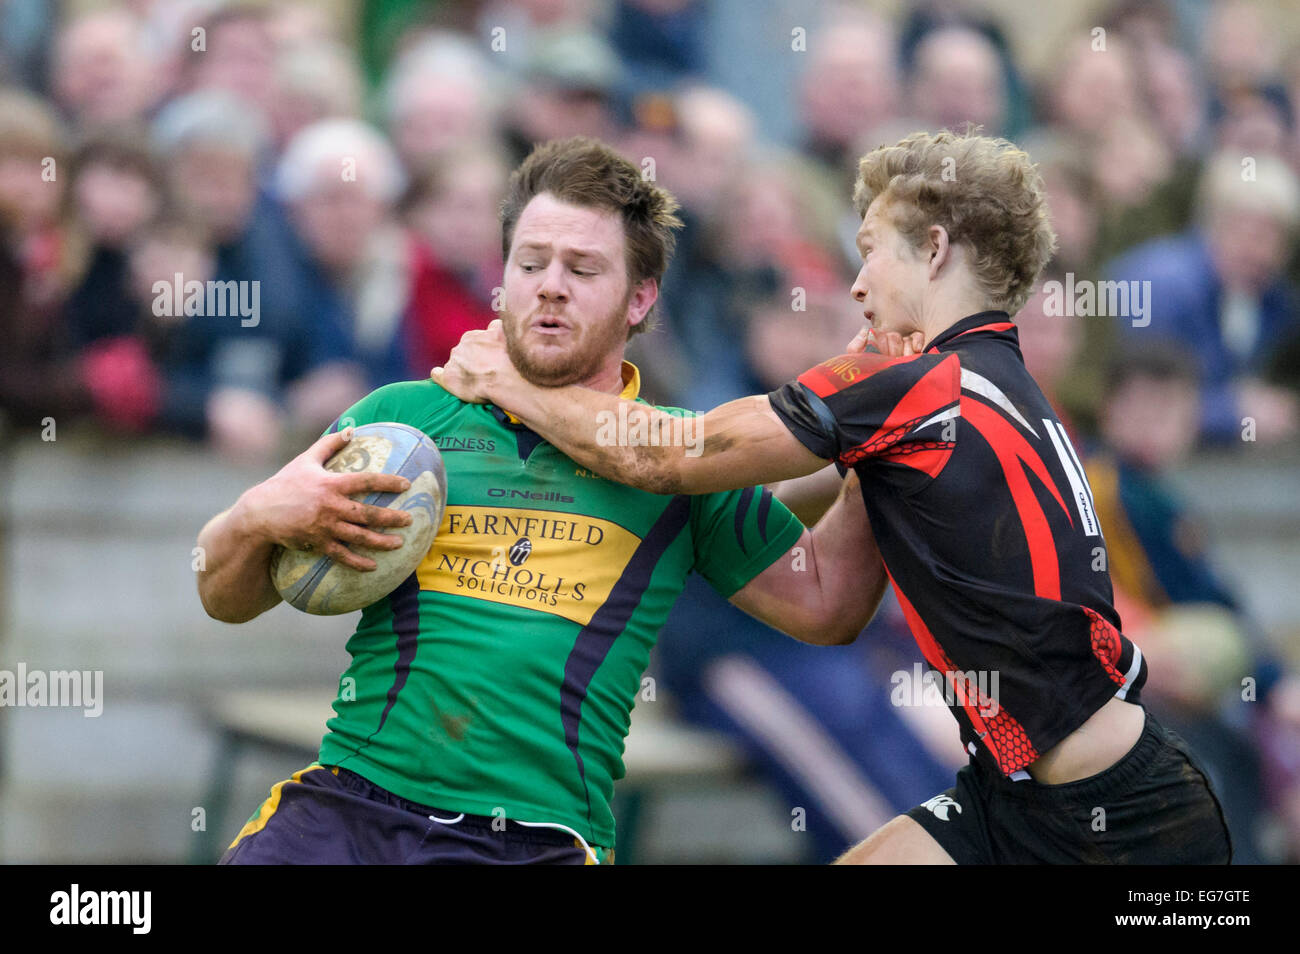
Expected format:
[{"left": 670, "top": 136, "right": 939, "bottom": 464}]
[{"left": 196, "top": 136, "right": 885, "bottom": 865}]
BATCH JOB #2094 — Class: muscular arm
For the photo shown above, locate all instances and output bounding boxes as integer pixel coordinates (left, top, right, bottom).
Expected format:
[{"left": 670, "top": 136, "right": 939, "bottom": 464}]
[
  {"left": 196, "top": 501, "right": 283, "bottom": 623},
  {"left": 433, "top": 324, "right": 827, "bottom": 494},
  {"left": 196, "top": 429, "right": 413, "bottom": 624},
  {"left": 728, "top": 471, "right": 888, "bottom": 646},
  {"left": 521, "top": 388, "right": 825, "bottom": 494}
]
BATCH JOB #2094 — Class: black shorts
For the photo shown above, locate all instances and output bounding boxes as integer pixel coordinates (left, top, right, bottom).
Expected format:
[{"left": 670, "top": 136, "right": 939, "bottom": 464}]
[{"left": 906, "top": 708, "right": 1233, "bottom": 864}]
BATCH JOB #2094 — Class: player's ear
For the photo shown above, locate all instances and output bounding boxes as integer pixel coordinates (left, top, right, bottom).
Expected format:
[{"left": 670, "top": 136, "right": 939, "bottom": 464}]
[
  {"left": 627, "top": 277, "right": 657, "bottom": 329},
  {"left": 927, "top": 225, "right": 951, "bottom": 280}
]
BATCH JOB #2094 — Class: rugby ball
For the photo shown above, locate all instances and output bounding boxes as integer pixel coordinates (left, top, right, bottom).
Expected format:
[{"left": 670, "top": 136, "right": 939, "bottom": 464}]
[{"left": 270, "top": 422, "right": 447, "bottom": 615}]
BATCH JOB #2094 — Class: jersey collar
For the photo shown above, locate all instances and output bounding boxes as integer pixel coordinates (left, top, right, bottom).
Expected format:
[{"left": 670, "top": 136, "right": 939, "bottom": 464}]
[
  {"left": 924, "top": 310, "right": 1015, "bottom": 353},
  {"left": 618, "top": 360, "right": 642, "bottom": 400},
  {"left": 498, "top": 360, "right": 641, "bottom": 424}
]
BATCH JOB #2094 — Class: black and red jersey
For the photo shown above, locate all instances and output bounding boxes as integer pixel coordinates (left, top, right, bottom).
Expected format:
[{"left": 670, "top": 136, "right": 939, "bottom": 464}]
[{"left": 769, "top": 311, "right": 1146, "bottom": 776}]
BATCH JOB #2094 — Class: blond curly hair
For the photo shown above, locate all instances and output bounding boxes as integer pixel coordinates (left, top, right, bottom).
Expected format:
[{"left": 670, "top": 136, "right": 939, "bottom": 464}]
[{"left": 853, "top": 129, "right": 1057, "bottom": 315}]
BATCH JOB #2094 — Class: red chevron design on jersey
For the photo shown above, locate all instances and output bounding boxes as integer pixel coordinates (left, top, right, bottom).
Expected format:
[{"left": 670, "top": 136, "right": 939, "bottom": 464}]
[
  {"left": 836, "top": 354, "right": 960, "bottom": 467},
  {"left": 961, "top": 396, "right": 1072, "bottom": 601}
]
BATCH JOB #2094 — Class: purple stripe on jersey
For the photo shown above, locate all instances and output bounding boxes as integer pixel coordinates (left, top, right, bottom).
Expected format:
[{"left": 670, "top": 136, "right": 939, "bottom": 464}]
[
  {"left": 558, "top": 494, "right": 692, "bottom": 831},
  {"left": 756, "top": 488, "right": 772, "bottom": 543},
  {"left": 733, "top": 487, "right": 754, "bottom": 555},
  {"left": 375, "top": 573, "right": 422, "bottom": 735}
]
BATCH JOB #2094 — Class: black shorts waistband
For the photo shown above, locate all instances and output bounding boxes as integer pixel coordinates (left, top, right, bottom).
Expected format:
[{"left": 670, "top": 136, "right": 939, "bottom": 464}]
[{"left": 980, "top": 707, "right": 1167, "bottom": 804}]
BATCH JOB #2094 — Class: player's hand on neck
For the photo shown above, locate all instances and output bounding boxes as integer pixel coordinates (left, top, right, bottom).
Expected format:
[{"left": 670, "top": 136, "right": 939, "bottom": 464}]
[{"left": 432, "top": 320, "right": 517, "bottom": 404}]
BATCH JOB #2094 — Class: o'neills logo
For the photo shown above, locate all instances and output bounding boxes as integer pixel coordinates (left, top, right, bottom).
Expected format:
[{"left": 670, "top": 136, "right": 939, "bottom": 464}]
[
  {"left": 418, "top": 506, "right": 641, "bottom": 625},
  {"left": 488, "top": 487, "right": 574, "bottom": 503}
]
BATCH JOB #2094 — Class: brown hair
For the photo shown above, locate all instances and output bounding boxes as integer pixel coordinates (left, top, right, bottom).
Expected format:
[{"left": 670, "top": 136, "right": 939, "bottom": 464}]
[
  {"left": 500, "top": 136, "right": 683, "bottom": 335},
  {"left": 853, "top": 129, "right": 1056, "bottom": 315}
]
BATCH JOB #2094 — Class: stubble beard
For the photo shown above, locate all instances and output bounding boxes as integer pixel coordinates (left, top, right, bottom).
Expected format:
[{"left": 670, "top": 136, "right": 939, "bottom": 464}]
[{"left": 502, "top": 292, "right": 633, "bottom": 387}]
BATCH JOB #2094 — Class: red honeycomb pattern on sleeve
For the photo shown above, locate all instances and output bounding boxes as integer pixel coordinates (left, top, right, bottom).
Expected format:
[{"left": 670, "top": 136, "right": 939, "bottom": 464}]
[
  {"left": 1083, "top": 606, "right": 1126, "bottom": 687},
  {"left": 839, "top": 417, "right": 921, "bottom": 465},
  {"left": 880, "top": 438, "right": 955, "bottom": 458}
]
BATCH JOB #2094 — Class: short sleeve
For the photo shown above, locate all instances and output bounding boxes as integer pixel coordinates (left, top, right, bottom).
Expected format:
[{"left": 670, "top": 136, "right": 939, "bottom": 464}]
[
  {"left": 321, "top": 380, "right": 461, "bottom": 437},
  {"left": 768, "top": 351, "right": 961, "bottom": 473},
  {"left": 690, "top": 483, "right": 805, "bottom": 599}
]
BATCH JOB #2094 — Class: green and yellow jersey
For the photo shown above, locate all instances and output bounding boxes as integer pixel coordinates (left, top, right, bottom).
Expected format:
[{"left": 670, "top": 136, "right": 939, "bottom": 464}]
[{"left": 315, "top": 363, "right": 803, "bottom": 848}]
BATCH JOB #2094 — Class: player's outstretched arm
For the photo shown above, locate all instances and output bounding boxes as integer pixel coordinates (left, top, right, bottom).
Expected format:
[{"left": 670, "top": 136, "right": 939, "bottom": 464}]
[
  {"left": 728, "top": 471, "right": 887, "bottom": 645},
  {"left": 195, "top": 428, "right": 413, "bottom": 624},
  {"left": 433, "top": 321, "right": 828, "bottom": 494}
]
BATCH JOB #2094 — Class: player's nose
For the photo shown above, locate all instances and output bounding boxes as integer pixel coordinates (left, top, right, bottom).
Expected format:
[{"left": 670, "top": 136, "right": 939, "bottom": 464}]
[
  {"left": 850, "top": 271, "right": 868, "bottom": 303},
  {"left": 537, "top": 260, "right": 569, "bottom": 301}
]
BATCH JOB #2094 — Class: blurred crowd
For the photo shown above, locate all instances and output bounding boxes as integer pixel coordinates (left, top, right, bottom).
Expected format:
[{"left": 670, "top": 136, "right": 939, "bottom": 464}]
[
  {"left": 2, "top": 0, "right": 1299, "bottom": 862},
  {"left": 2, "top": 0, "right": 1298, "bottom": 451}
]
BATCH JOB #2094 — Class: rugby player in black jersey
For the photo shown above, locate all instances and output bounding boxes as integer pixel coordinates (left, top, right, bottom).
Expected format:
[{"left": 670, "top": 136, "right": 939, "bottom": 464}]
[{"left": 433, "top": 130, "right": 1233, "bottom": 864}]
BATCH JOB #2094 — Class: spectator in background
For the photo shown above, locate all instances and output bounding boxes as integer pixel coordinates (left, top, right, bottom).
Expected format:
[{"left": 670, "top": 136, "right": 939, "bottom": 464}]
[
  {"left": 1108, "top": 152, "right": 1300, "bottom": 446},
  {"left": 1083, "top": 344, "right": 1300, "bottom": 863},
  {"left": 472, "top": 0, "right": 598, "bottom": 76},
  {"left": 0, "top": 87, "right": 72, "bottom": 315},
  {"left": 0, "top": 88, "right": 86, "bottom": 428},
  {"left": 668, "top": 153, "right": 844, "bottom": 409},
  {"left": 382, "top": 30, "right": 505, "bottom": 176},
  {"left": 73, "top": 217, "right": 221, "bottom": 437},
  {"left": 64, "top": 131, "right": 163, "bottom": 348},
  {"left": 1139, "top": 39, "right": 1207, "bottom": 160},
  {"left": 275, "top": 118, "right": 415, "bottom": 441},
  {"left": 504, "top": 28, "right": 622, "bottom": 165},
  {"left": 1101, "top": 0, "right": 1180, "bottom": 52},
  {"left": 906, "top": 26, "right": 1007, "bottom": 138},
  {"left": 1031, "top": 140, "right": 1102, "bottom": 277},
  {"left": 896, "top": 0, "right": 1032, "bottom": 137},
  {"left": 1082, "top": 30, "right": 1205, "bottom": 266},
  {"left": 1089, "top": 112, "right": 1177, "bottom": 266},
  {"left": 50, "top": 5, "right": 156, "bottom": 130},
  {"left": 153, "top": 89, "right": 318, "bottom": 461},
  {"left": 268, "top": 38, "right": 365, "bottom": 151},
  {"left": 1201, "top": 0, "right": 1281, "bottom": 97},
  {"left": 178, "top": 3, "right": 277, "bottom": 115},
  {"left": 1043, "top": 34, "right": 1142, "bottom": 142},
  {"left": 1012, "top": 269, "right": 1086, "bottom": 434},
  {"left": 670, "top": 84, "right": 756, "bottom": 225},
  {"left": 1212, "top": 83, "right": 1294, "bottom": 161},
  {"left": 797, "top": 11, "right": 900, "bottom": 195},
  {"left": 608, "top": 0, "right": 707, "bottom": 97},
  {"left": 402, "top": 140, "right": 507, "bottom": 372}
]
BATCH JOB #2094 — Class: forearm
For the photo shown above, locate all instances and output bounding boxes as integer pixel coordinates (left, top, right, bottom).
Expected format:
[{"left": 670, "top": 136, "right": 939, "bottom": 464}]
[
  {"left": 495, "top": 376, "right": 818, "bottom": 493},
  {"left": 195, "top": 492, "right": 282, "bottom": 624},
  {"left": 495, "top": 378, "right": 692, "bottom": 493}
]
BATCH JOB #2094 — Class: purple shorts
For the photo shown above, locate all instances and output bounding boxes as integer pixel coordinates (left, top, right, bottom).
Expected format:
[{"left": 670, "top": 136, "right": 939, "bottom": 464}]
[{"left": 219, "top": 764, "right": 611, "bottom": 865}]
